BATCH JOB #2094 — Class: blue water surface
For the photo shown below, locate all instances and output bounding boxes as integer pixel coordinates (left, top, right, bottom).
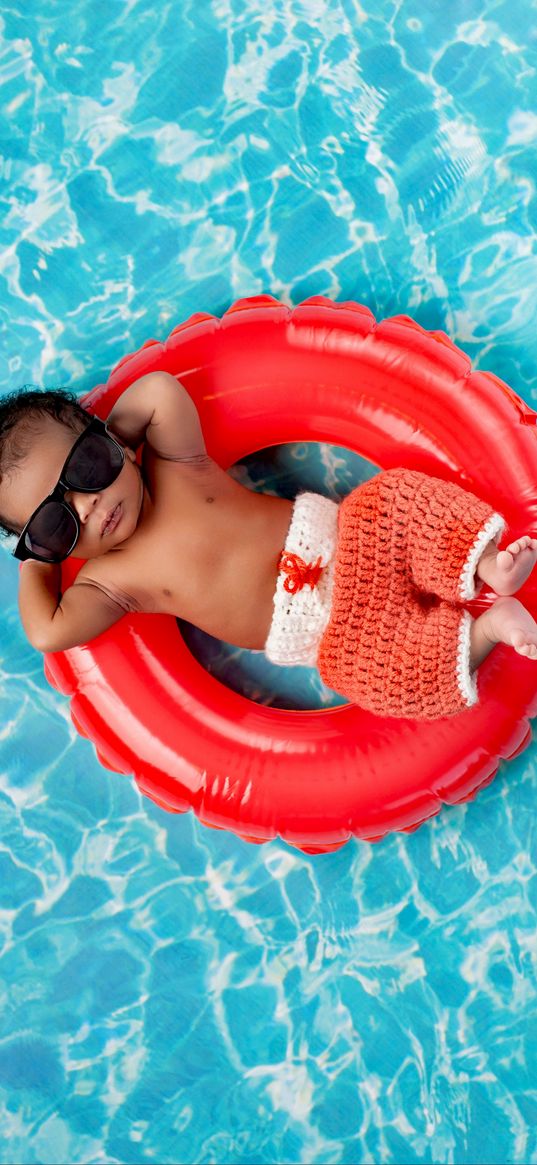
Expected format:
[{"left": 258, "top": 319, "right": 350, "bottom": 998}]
[{"left": 1, "top": 1, "right": 537, "bottom": 1162}]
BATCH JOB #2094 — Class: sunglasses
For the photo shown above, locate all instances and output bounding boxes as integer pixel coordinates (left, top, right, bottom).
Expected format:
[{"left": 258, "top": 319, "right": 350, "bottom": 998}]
[{"left": 13, "top": 416, "right": 126, "bottom": 563}]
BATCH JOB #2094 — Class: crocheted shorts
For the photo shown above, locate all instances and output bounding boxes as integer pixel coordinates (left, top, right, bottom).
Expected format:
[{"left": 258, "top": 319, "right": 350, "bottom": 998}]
[{"left": 266, "top": 469, "right": 506, "bottom": 720}]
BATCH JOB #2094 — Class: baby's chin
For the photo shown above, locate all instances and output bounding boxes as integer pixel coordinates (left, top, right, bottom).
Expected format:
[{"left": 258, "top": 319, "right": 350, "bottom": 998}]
[
  {"left": 100, "top": 516, "right": 132, "bottom": 555},
  {"left": 97, "top": 534, "right": 129, "bottom": 556},
  {"left": 80, "top": 517, "right": 128, "bottom": 559}
]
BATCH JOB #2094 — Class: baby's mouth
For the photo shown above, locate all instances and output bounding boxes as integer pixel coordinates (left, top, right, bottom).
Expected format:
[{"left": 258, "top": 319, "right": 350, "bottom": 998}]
[{"left": 101, "top": 503, "right": 122, "bottom": 537}]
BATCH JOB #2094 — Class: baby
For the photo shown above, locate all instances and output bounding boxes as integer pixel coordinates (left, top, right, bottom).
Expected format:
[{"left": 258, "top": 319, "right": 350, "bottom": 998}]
[{"left": 2, "top": 371, "right": 537, "bottom": 720}]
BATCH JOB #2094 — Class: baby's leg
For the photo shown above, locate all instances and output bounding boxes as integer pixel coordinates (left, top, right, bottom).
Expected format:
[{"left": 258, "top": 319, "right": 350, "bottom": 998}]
[
  {"left": 319, "top": 590, "right": 480, "bottom": 719},
  {"left": 317, "top": 474, "right": 485, "bottom": 718},
  {"left": 476, "top": 536, "right": 537, "bottom": 595},
  {"left": 469, "top": 596, "right": 537, "bottom": 670},
  {"left": 380, "top": 469, "right": 506, "bottom": 603}
]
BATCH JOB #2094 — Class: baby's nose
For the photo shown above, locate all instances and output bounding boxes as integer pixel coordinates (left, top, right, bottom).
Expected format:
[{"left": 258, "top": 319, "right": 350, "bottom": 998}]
[{"left": 68, "top": 491, "right": 100, "bottom": 524}]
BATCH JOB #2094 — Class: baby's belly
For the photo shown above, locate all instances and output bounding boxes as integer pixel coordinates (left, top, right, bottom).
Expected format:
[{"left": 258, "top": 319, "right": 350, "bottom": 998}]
[{"left": 151, "top": 495, "right": 294, "bottom": 649}]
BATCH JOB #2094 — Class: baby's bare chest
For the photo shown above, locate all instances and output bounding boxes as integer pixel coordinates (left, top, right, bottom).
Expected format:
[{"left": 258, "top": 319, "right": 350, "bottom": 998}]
[{"left": 80, "top": 459, "right": 293, "bottom": 637}]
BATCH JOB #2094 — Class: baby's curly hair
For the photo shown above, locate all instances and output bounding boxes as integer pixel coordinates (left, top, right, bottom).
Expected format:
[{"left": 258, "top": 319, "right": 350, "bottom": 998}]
[{"left": 0, "top": 386, "right": 92, "bottom": 539}]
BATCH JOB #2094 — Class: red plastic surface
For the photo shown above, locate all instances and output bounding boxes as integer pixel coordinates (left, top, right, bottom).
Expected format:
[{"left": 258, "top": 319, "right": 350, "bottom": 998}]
[{"left": 43, "top": 297, "right": 537, "bottom": 851}]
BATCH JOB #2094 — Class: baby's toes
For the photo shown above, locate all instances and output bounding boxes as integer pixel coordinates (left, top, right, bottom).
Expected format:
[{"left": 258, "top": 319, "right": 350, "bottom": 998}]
[
  {"left": 496, "top": 549, "right": 516, "bottom": 577},
  {"left": 506, "top": 537, "right": 527, "bottom": 556},
  {"left": 515, "top": 640, "right": 537, "bottom": 658}
]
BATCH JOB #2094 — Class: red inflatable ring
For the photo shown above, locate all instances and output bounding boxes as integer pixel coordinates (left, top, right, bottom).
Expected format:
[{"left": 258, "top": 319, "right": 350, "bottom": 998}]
[{"left": 44, "top": 297, "right": 537, "bottom": 853}]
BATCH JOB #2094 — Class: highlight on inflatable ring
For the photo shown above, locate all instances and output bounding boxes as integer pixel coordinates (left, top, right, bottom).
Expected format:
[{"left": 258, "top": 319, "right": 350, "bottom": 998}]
[{"left": 43, "top": 297, "right": 537, "bottom": 853}]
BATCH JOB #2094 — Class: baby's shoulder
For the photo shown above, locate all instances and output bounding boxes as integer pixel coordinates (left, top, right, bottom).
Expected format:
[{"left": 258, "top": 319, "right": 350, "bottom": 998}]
[{"left": 74, "top": 552, "right": 156, "bottom": 614}]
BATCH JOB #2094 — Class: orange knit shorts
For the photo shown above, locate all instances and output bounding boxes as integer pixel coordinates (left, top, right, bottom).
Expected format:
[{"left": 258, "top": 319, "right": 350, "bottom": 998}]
[{"left": 317, "top": 469, "right": 506, "bottom": 720}]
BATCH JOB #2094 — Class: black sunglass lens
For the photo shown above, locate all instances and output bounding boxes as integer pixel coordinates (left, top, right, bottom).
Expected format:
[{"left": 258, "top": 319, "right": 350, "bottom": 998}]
[
  {"left": 65, "top": 432, "right": 124, "bottom": 491},
  {"left": 25, "top": 502, "right": 77, "bottom": 560}
]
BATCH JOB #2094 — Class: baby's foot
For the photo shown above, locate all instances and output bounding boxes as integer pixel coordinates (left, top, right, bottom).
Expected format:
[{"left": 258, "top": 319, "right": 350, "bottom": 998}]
[
  {"left": 485, "top": 596, "right": 537, "bottom": 659},
  {"left": 477, "top": 535, "right": 537, "bottom": 595}
]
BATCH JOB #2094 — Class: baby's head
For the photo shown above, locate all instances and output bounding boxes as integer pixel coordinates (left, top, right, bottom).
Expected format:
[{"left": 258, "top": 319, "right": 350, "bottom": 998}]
[{"left": 0, "top": 387, "right": 141, "bottom": 562}]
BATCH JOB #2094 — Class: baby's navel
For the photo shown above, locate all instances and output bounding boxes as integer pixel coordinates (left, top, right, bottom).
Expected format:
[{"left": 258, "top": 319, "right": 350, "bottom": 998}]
[
  {"left": 163, "top": 588, "right": 172, "bottom": 597},
  {"left": 206, "top": 496, "right": 215, "bottom": 503}
]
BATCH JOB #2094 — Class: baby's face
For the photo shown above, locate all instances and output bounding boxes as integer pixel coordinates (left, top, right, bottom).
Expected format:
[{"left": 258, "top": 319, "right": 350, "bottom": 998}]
[{"left": 2, "top": 415, "right": 144, "bottom": 561}]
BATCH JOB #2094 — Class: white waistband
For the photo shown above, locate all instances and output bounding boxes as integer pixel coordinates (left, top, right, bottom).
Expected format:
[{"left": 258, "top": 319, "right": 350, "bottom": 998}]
[{"left": 265, "top": 491, "right": 339, "bottom": 667}]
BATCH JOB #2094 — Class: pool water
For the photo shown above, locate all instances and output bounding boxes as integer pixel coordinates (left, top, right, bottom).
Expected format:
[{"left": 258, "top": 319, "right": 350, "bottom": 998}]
[{"left": 1, "top": 1, "right": 537, "bottom": 1162}]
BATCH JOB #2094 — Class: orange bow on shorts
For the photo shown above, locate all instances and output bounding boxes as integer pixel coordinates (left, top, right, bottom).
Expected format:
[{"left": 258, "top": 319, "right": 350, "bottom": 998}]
[{"left": 277, "top": 551, "right": 324, "bottom": 594}]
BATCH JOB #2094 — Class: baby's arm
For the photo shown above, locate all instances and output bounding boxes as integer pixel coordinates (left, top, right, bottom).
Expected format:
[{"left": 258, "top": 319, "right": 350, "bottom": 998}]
[
  {"left": 18, "top": 562, "right": 127, "bottom": 653},
  {"left": 106, "top": 371, "right": 208, "bottom": 461}
]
